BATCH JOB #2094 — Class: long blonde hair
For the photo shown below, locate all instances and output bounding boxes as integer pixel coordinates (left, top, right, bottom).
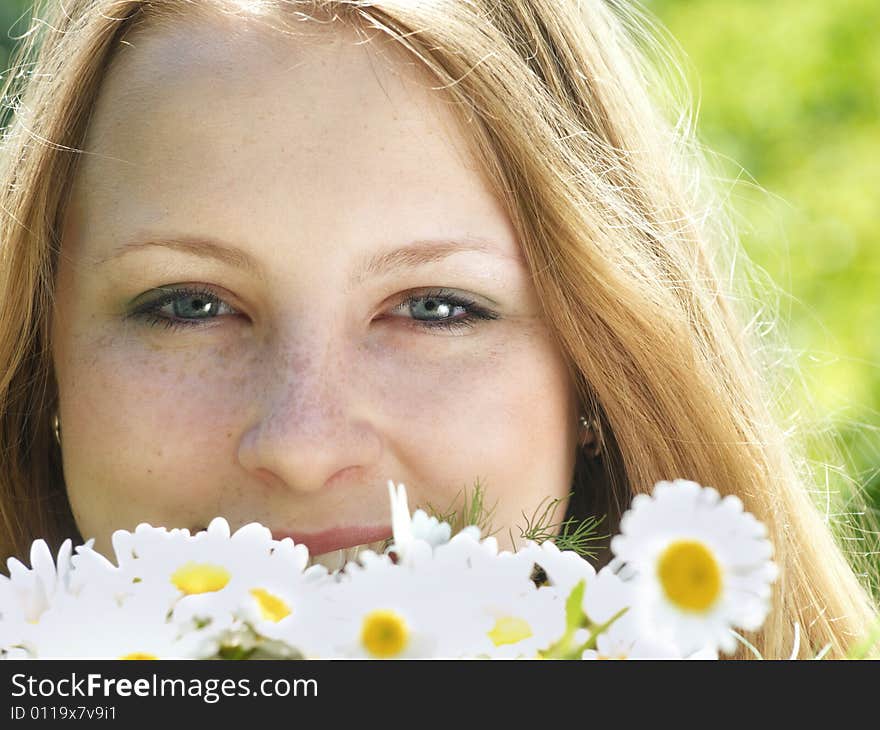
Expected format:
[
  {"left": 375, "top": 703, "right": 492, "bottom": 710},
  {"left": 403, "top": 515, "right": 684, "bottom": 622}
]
[{"left": 0, "top": 0, "right": 876, "bottom": 658}]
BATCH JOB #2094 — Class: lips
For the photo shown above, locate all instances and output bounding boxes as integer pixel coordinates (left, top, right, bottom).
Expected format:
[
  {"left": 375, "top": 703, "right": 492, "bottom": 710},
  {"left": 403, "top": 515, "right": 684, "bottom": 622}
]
[
  {"left": 275, "top": 527, "right": 393, "bottom": 572},
  {"left": 302, "top": 540, "right": 393, "bottom": 572},
  {"left": 188, "top": 523, "right": 394, "bottom": 572},
  {"left": 271, "top": 525, "right": 393, "bottom": 556}
]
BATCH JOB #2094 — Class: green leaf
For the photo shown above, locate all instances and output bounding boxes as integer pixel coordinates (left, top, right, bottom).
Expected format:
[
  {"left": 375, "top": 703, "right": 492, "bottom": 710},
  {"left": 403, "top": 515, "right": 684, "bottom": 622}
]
[
  {"left": 218, "top": 644, "right": 257, "bottom": 660},
  {"left": 539, "top": 579, "right": 588, "bottom": 659},
  {"left": 424, "top": 477, "right": 500, "bottom": 537},
  {"left": 565, "top": 579, "right": 587, "bottom": 635},
  {"left": 575, "top": 606, "right": 630, "bottom": 655},
  {"left": 515, "top": 493, "right": 607, "bottom": 560}
]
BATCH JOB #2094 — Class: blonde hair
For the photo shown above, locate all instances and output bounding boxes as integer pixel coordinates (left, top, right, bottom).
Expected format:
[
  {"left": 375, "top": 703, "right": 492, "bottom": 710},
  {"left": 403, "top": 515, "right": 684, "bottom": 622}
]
[{"left": 0, "top": 0, "right": 876, "bottom": 658}]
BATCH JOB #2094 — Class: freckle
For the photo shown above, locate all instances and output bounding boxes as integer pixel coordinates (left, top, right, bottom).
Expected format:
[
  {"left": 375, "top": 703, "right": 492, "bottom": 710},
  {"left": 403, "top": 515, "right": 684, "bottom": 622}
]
[{"left": 147, "top": 469, "right": 152, "bottom": 474}]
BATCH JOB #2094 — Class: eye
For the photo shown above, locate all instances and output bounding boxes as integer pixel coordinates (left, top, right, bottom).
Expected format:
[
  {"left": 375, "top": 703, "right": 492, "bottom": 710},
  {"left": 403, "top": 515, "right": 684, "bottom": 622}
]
[
  {"left": 126, "top": 285, "right": 239, "bottom": 332},
  {"left": 387, "top": 289, "right": 499, "bottom": 333},
  {"left": 125, "top": 285, "right": 500, "bottom": 335}
]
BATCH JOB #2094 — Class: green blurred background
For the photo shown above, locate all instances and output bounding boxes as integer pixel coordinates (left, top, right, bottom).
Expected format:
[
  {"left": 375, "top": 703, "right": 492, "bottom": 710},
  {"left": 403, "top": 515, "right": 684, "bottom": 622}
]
[
  {"left": 1, "top": 1, "right": 878, "bottom": 574},
  {"left": 650, "top": 0, "right": 880, "bottom": 514}
]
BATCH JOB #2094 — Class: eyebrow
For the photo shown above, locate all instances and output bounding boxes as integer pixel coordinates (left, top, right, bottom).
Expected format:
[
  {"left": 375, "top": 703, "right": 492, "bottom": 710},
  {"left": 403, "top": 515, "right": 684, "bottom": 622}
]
[
  {"left": 94, "top": 236, "right": 267, "bottom": 280},
  {"left": 95, "top": 234, "right": 508, "bottom": 286},
  {"left": 351, "top": 237, "right": 504, "bottom": 288}
]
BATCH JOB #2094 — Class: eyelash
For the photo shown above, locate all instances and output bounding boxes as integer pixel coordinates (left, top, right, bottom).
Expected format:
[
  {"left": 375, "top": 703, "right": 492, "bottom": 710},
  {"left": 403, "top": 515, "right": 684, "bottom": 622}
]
[{"left": 127, "top": 286, "right": 500, "bottom": 334}]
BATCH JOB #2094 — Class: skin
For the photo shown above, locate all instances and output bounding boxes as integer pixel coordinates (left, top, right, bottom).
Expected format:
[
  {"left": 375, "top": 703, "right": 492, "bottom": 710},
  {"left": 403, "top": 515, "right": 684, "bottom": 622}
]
[{"left": 51, "top": 13, "right": 581, "bottom": 559}]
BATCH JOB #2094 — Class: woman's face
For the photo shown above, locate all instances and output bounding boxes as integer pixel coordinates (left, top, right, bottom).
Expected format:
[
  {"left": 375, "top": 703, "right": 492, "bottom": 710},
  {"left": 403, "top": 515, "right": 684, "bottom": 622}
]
[{"left": 51, "top": 15, "right": 580, "bottom": 563}]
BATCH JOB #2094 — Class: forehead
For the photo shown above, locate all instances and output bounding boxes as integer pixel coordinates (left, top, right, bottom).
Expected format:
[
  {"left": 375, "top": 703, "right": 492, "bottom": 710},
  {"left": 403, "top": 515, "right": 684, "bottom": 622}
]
[
  {"left": 82, "top": 12, "right": 467, "bottom": 170},
  {"left": 67, "top": 10, "right": 515, "bottom": 261},
  {"left": 92, "top": 9, "right": 455, "bottom": 124}
]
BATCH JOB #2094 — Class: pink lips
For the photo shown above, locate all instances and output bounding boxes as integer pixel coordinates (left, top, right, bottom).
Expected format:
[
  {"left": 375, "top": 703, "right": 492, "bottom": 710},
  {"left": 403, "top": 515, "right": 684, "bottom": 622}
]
[{"left": 271, "top": 525, "right": 392, "bottom": 555}]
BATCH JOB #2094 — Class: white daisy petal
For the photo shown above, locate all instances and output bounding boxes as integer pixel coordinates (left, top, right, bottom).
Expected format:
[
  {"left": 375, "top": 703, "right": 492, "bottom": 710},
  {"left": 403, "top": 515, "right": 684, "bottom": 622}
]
[{"left": 611, "top": 479, "right": 777, "bottom": 656}]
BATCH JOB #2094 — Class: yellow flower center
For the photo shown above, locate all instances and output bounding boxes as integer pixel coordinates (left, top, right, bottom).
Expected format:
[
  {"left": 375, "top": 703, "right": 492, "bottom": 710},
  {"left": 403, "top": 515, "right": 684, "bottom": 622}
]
[
  {"left": 171, "top": 562, "right": 230, "bottom": 595},
  {"left": 657, "top": 539, "right": 722, "bottom": 612},
  {"left": 119, "top": 653, "right": 158, "bottom": 660},
  {"left": 250, "top": 588, "right": 292, "bottom": 623},
  {"left": 361, "top": 609, "right": 409, "bottom": 658},
  {"left": 488, "top": 617, "right": 533, "bottom": 647}
]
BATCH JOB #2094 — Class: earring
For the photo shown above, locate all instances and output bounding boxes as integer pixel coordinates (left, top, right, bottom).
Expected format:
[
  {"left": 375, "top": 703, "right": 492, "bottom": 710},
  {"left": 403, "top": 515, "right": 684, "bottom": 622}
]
[
  {"left": 578, "top": 413, "right": 602, "bottom": 458},
  {"left": 52, "top": 411, "right": 61, "bottom": 447}
]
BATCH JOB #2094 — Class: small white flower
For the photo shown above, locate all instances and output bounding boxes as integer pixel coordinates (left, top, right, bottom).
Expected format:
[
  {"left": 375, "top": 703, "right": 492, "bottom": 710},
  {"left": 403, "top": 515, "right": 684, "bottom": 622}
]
[
  {"left": 388, "top": 481, "right": 415, "bottom": 557},
  {"left": 386, "top": 480, "right": 454, "bottom": 564},
  {"left": 1, "top": 538, "right": 79, "bottom": 657},
  {"left": 582, "top": 566, "right": 632, "bottom": 626},
  {"left": 1, "top": 539, "right": 74, "bottom": 624},
  {"left": 582, "top": 626, "right": 716, "bottom": 660},
  {"left": 174, "top": 571, "right": 330, "bottom": 659},
  {"left": 579, "top": 569, "right": 678, "bottom": 659},
  {"left": 433, "top": 530, "right": 500, "bottom": 571},
  {"left": 335, "top": 533, "right": 544, "bottom": 658},
  {"left": 479, "top": 586, "right": 565, "bottom": 658},
  {"left": 513, "top": 539, "right": 597, "bottom": 594},
  {"left": 326, "top": 561, "right": 442, "bottom": 658},
  {"left": 411, "top": 509, "right": 452, "bottom": 548},
  {"left": 610, "top": 479, "right": 778, "bottom": 655},
  {"left": 122, "top": 518, "right": 315, "bottom": 588},
  {"left": 75, "top": 518, "right": 326, "bottom": 640},
  {"left": 26, "top": 590, "right": 213, "bottom": 659}
]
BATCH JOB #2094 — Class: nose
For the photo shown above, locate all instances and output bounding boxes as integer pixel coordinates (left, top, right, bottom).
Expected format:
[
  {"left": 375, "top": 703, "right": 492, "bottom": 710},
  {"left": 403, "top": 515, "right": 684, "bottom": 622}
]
[{"left": 236, "top": 339, "right": 383, "bottom": 494}]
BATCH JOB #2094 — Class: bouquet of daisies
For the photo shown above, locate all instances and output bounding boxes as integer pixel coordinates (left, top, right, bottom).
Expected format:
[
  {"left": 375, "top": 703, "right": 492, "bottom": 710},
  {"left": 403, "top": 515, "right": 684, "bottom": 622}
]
[{"left": 0, "top": 480, "right": 777, "bottom": 659}]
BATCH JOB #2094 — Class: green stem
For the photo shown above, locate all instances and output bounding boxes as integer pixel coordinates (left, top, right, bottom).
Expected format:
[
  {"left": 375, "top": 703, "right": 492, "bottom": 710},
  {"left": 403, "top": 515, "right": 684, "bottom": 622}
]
[{"left": 575, "top": 606, "right": 630, "bottom": 655}]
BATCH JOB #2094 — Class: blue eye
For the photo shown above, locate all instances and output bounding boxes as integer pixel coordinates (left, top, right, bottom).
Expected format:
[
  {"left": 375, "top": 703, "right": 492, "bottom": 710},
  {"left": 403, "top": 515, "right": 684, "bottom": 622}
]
[
  {"left": 389, "top": 289, "right": 500, "bottom": 333},
  {"left": 127, "top": 286, "right": 237, "bottom": 332},
  {"left": 127, "top": 286, "right": 499, "bottom": 334}
]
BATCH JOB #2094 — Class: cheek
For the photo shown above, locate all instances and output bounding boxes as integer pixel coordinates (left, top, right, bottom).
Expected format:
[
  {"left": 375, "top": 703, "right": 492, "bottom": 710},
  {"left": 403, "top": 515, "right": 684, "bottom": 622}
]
[
  {"left": 56, "top": 331, "right": 249, "bottom": 536},
  {"left": 369, "top": 325, "right": 576, "bottom": 517},
  {"left": 370, "top": 324, "right": 570, "bottom": 426}
]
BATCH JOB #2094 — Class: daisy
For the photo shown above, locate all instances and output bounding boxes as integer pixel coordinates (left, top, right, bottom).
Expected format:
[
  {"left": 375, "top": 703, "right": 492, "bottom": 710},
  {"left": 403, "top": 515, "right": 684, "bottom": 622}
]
[
  {"left": 173, "top": 570, "right": 332, "bottom": 659},
  {"left": 578, "top": 568, "right": 699, "bottom": 659},
  {"left": 434, "top": 556, "right": 556, "bottom": 658},
  {"left": 73, "top": 518, "right": 329, "bottom": 648},
  {"left": 1, "top": 538, "right": 74, "bottom": 625},
  {"left": 610, "top": 479, "right": 777, "bottom": 655},
  {"left": 478, "top": 585, "right": 567, "bottom": 658},
  {"left": 24, "top": 589, "right": 215, "bottom": 659},
  {"left": 512, "top": 539, "right": 597, "bottom": 593},
  {"left": 385, "top": 481, "right": 452, "bottom": 565},
  {"left": 167, "top": 523, "right": 330, "bottom": 638},
  {"left": 377, "top": 488, "right": 572, "bottom": 657},
  {"left": 325, "top": 560, "right": 443, "bottom": 658},
  {"left": 332, "top": 537, "right": 536, "bottom": 658},
  {"left": 115, "top": 518, "right": 318, "bottom": 594},
  {"left": 581, "top": 622, "right": 718, "bottom": 660},
  {"left": 411, "top": 509, "right": 452, "bottom": 549},
  {"left": 1, "top": 538, "right": 79, "bottom": 657}
]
